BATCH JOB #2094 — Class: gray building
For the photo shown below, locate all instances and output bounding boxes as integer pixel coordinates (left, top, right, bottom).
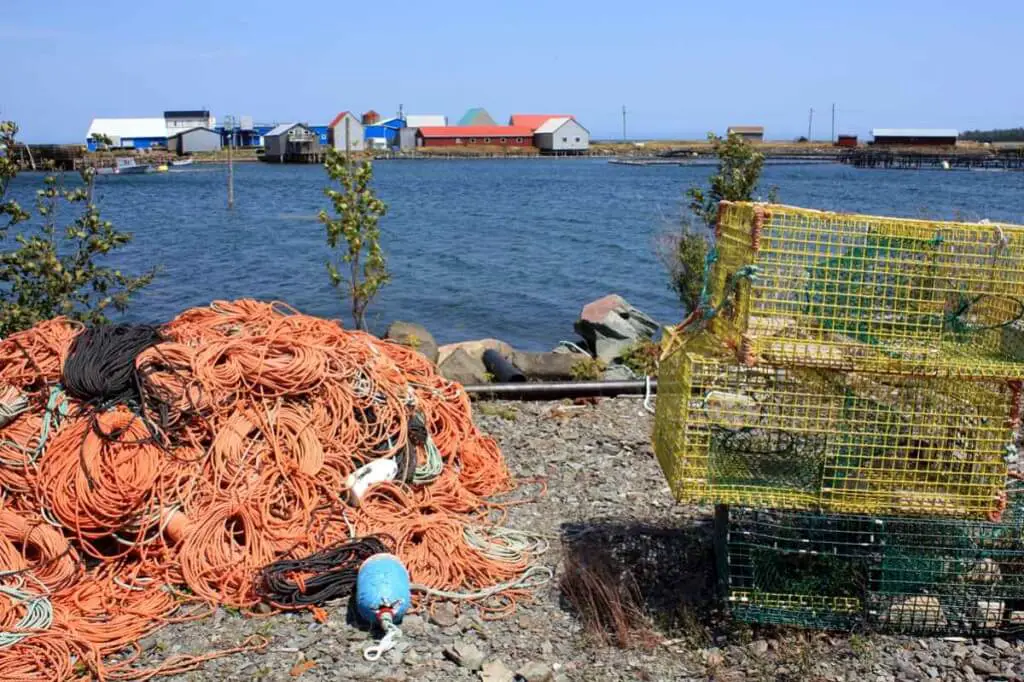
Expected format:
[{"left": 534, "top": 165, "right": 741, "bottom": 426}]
[
  {"left": 398, "top": 127, "right": 419, "bottom": 151},
  {"left": 164, "top": 110, "right": 215, "bottom": 135},
  {"left": 534, "top": 117, "right": 590, "bottom": 153},
  {"left": 167, "top": 127, "right": 222, "bottom": 155},
  {"left": 327, "top": 111, "right": 365, "bottom": 152},
  {"left": 263, "top": 123, "right": 322, "bottom": 163},
  {"left": 727, "top": 125, "right": 764, "bottom": 142}
]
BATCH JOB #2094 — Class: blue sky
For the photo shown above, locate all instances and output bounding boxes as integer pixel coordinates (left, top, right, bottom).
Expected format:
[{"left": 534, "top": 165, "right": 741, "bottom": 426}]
[{"left": 2, "top": 0, "right": 1022, "bottom": 143}]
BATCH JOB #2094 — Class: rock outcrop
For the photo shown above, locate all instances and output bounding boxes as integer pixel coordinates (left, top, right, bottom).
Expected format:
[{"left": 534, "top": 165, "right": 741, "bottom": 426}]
[
  {"left": 384, "top": 321, "right": 438, "bottom": 363},
  {"left": 573, "top": 294, "right": 659, "bottom": 364}
]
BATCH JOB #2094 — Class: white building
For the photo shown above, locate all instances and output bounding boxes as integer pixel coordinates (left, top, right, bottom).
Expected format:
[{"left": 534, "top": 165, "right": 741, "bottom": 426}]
[
  {"left": 405, "top": 114, "right": 447, "bottom": 128},
  {"left": 164, "top": 110, "right": 215, "bottom": 133},
  {"left": 327, "top": 111, "right": 365, "bottom": 152},
  {"left": 533, "top": 117, "right": 590, "bottom": 153},
  {"left": 86, "top": 118, "right": 169, "bottom": 150}
]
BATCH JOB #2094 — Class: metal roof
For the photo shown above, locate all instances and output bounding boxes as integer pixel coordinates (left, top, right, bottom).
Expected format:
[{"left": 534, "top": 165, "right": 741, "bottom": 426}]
[
  {"left": 166, "top": 126, "right": 217, "bottom": 139},
  {"left": 87, "top": 117, "right": 168, "bottom": 139},
  {"left": 727, "top": 125, "right": 764, "bottom": 134},
  {"left": 509, "top": 114, "right": 573, "bottom": 130},
  {"left": 534, "top": 117, "right": 573, "bottom": 134},
  {"left": 265, "top": 123, "right": 305, "bottom": 137},
  {"left": 871, "top": 128, "right": 958, "bottom": 138},
  {"left": 458, "top": 108, "right": 496, "bottom": 126},
  {"left": 405, "top": 114, "right": 447, "bottom": 128},
  {"left": 418, "top": 126, "right": 534, "bottom": 138},
  {"left": 164, "top": 110, "right": 210, "bottom": 119}
]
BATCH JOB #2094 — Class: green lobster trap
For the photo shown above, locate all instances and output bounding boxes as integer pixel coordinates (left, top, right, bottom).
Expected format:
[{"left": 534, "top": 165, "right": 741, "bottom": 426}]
[
  {"left": 653, "top": 342, "right": 1018, "bottom": 518},
  {"left": 716, "top": 502, "right": 1024, "bottom": 635},
  {"left": 707, "top": 202, "right": 1024, "bottom": 377}
]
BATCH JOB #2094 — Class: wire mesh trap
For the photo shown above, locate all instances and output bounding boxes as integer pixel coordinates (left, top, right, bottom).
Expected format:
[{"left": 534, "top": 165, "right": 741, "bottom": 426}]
[
  {"left": 716, "top": 502, "right": 1024, "bottom": 635},
  {"left": 707, "top": 202, "right": 1024, "bottom": 377},
  {"left": 653, "top": 343, "right": 1019, "bottom": 518}
]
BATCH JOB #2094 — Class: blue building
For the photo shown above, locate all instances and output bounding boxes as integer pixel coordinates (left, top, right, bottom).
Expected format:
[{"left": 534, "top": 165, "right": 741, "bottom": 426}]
[
  {"left": 364, "top": 117, "right": 405, "bottom": 149},
  {"left": 309, "top": 125, "right": 330, "bottom": 146}
]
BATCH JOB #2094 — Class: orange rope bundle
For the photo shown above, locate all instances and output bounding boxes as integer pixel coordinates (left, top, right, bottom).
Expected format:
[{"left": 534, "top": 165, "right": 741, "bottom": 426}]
[{"left": 0, "top": 299, "right": 537, "bottom": 680}]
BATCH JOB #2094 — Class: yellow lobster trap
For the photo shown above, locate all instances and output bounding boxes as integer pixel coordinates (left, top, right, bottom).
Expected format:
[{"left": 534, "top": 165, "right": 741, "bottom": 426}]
[
  {"left": 707, "top": 202, "right": 1024, "bottom": 377},
  {"left": 653, "top": 342, "right": 1020, "bottom": 518}
]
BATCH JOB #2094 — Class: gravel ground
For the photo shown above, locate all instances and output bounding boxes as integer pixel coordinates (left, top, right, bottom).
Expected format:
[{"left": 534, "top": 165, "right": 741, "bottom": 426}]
[{"left": 151, "top": 398, "right": 1024, "bottom": 682}]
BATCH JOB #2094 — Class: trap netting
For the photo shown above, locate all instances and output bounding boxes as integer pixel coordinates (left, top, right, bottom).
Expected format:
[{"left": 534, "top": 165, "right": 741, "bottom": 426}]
[
  {"left": 707, "top": 202, "right": 1024, "bottom": 377},
  {"left": 716, "top": 501, "right": 1024, "bottom": 635},
  {"left": 653, "top": 341, "right": 1019, "bottom": 518}
]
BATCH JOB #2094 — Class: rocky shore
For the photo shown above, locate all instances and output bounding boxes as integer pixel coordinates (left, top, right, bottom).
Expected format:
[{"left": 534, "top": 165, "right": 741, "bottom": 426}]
[
  {"left": 387, "top": 294, "right": 662, "bottom": 386},
  {"left": 150, "top": 398, "right": 1024, "bottom": 682}
]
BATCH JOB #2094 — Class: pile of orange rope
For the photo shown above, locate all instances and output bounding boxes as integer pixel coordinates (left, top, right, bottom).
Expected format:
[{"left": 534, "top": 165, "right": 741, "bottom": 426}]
[{"left": 0, "top": 300, "right": 540, "bottom": 680}]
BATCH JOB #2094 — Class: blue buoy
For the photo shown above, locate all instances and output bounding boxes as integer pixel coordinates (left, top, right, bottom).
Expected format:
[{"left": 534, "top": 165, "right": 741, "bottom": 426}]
[{"left": 355, "top": 553, "right": 411, "bottom": 627}]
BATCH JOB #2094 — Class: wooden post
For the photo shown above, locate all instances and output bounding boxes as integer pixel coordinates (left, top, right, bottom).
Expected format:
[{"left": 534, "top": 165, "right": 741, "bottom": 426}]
[{"left": 227, "top": 118, "right": 235, "bottom": 209}]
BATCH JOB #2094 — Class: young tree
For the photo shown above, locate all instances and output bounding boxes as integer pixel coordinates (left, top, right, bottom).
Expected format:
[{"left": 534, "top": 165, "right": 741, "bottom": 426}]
[
  {"left": 0, "top": 121, "right": 157, "bottom": 335},
  {"left": 663, "top": 132, "right": 776, "bottom": 312},
  {"left": 319, "top": 148, "right": 389, "bottom": 330}
]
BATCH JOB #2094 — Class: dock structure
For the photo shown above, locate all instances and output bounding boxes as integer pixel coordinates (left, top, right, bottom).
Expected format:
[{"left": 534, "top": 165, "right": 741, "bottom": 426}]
[
  {"left": 840, "top": 147, "right": 1024, "bottom": 170},
  {"left": 261, "top": 123, "right": 324, "bottom": 164}
]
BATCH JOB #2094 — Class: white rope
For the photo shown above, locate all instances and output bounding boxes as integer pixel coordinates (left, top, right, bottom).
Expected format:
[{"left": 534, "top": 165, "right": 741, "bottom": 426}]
[
  {"left": 363, "top": 612, "right": 402, "bottom": 661},
  {"left": 0, "top": 585, "right": 53, "bottom": 649},
  {"left": 643, "top": 375, "right": 656, "bottom": 414},
  {"left": 411, "top": 564, "right": 553, "bottom": 601}
]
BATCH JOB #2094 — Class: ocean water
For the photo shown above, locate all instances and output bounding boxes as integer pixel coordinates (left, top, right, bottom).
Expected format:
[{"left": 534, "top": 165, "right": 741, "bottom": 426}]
[{"left": 6, "top": 160, "right": 1024, "bottom": 350}]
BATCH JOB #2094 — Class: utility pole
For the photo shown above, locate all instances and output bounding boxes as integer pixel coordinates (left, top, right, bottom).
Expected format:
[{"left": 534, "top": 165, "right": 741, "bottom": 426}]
[
  {"left": 225, "top": 114, "right": 235, "bottom": 210},
  {"left": 345, "top": 117, "right": 351, "bottom": 169},
  {"left": 622, "top": 105, "right": 627, "bottom": 141},
  {"left": 807, "top": 107, "right": 814, "bottom": 141},
  {"left": 831, "top": 103, "right": 836, "bottom": 142}
]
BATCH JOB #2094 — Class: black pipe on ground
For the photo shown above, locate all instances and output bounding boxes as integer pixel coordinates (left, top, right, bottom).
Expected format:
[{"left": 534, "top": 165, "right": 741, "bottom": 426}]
[
  {"left": 481, "top": 349, "right": 526, "bottom": 383},
  {"left": 463, "top": 379, "right": 656, "bottom": 401}
]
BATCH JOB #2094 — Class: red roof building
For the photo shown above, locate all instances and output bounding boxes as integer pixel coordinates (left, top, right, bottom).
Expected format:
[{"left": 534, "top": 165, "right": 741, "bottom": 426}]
[
  {"left": 417, "top": 126, "right": 535, "bottom": 147},
  {"left": 508, "top": 114, "right": 574, "bottom": 131},
  {"left": 361, "top": 110, "right": 380, "bottom": 125}
]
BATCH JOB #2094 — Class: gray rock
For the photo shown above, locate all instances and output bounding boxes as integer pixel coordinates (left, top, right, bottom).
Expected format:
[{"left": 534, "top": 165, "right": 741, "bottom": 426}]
[
  {"left": 437, "top": 339, "right": 514, "bottom": 365},
  {"left": 540, "top": 641, "right": 554, "bottom": 657},
  {"left": 896, "top": 661, "right": 923, "bottom": 680},
  {"left": 438, "top": 348, "right": 488, "bottom": 385},
  {"left": 385, "top": 321, "right": 438, "bottom": 363},
  {"left": 400, "top": 614, "right": 426, "bottom": 637},
  {"left": 509, "top": 351, "right": 579, "bottom": 380},
  {"left": 968, "top": 656, "right": 1000, "bottom": 675},
  {"left": 926, "top": 667, "right": 940, "bottom": 679},
  {"left": 444, "top": 641, "right": 486, "bottom": 671},
  {"left": 516, "top": 661, "right": 554, "bottom": 682},
  {"left": 601, "top": 364, "right": 636, "bottom": 381},
  {"left": 749, "top": 640, "right": 768, "bottom": 656},
  {"left": 430, "top": 602, "right": 458, "bottom": 628},
  {"left": 994, "top": 638, "right": 1012, "bottom": 651},
  {"left": 481, "top": 659, "right": 516, "bottom": 682},
  {"left": 574, "top": 294, "right": 659, "bottom": 364}
]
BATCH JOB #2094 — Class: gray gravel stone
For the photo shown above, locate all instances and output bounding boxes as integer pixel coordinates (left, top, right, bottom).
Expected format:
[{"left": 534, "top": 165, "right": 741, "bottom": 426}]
[
  {"left": 968, "top": 656, "right": 1000, "bottom": 675},
  {"left": 516, "top": 661, "right": 554, "bottom": 682},
  {"left": 444, "top": 641, "right": 485, "bottom": 671},
  {"left": 429, "top": 603, "right": 458, "bottom": 628}
]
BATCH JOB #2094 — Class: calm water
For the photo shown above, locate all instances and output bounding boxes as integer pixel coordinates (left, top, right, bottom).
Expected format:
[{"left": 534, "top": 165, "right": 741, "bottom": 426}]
[{"left": 8, "top": 160, "right": 1024, "bottom": 350}]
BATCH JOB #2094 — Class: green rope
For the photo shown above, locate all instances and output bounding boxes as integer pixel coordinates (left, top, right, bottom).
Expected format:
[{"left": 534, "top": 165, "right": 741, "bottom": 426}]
[
  {"left": 0, "top": 386, "right": 69, "bottom": 467},
  {"left": 412, "top": 433, "right": 443, "bottom": 485}
]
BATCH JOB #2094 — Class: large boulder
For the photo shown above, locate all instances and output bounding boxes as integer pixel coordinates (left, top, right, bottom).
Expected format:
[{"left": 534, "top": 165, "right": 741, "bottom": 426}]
[
  {"left": 509, "top": 351, "right": 579, "bottom": 380},
  {"left": 437, "top": 338, "right": 514, "bottom": 366},
  {"left": 438, "top": 348, "right": 488, "bottom": 385},
  {"left": 384, "top": 321, "right": 438, "bottom": 364},
  {"left": 574, "top": 294, "right": 659, "bottom": 364}
]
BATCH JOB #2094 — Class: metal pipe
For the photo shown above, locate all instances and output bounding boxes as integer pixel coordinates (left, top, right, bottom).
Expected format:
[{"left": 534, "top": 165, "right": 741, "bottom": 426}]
[
  {"left": 482, "top": 349, "right": 526, "bottom": 383},
  {"left": 463, "top": 379, "right": 656, "bottom": 401}
]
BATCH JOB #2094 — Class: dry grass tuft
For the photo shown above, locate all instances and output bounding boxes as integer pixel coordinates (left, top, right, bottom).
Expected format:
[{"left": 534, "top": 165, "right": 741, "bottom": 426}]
[{"left": 560, "top": 552, "right": 662, "bottom": 649}]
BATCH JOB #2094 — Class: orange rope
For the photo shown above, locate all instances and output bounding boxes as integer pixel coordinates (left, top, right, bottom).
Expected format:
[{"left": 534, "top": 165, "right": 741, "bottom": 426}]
[{"left": 0, "top": 299, "right": 537, "bottom": 680}]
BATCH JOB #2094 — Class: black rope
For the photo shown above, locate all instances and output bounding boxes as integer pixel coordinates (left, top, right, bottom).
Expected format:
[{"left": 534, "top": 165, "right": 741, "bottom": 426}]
[
  {"left": 63, "top": 325, "right": 164, "bottom": 405},
  {"left": 256, "top": 536, "right": 391, "bottom": 608}
]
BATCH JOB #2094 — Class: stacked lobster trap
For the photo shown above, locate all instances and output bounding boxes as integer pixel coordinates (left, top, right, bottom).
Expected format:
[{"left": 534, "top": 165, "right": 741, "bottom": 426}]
[{"left": 654, "top": 202, "right": 1024, "bottom": 634}]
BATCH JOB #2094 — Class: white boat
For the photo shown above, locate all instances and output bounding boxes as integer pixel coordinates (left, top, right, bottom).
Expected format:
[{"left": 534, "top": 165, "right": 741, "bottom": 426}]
[
  {"left": 170, "top": 158, "right": 193, "bottom": 167},
  {"left": 95, "top": 157, "right": 153, "bottom": 175}
]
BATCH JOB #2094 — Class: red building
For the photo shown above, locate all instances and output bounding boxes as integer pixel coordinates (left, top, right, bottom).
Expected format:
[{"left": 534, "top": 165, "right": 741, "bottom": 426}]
[
  {"left": 836, "top": 134, "right": 858, "bottom": 147},
  {"left": 417, "top": 126, "right": 535, "bottom": 147}
]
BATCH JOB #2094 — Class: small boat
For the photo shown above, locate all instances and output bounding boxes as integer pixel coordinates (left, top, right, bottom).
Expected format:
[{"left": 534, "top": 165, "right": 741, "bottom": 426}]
[
  {"left": 170, "top": 158, "right": 193, "bottom": 167},
  {"left": 154, "top": 164, "right": 169, "bottom": 173},
  {"left": 95, "top": 157, "right": 153, "bottom": 175}
]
